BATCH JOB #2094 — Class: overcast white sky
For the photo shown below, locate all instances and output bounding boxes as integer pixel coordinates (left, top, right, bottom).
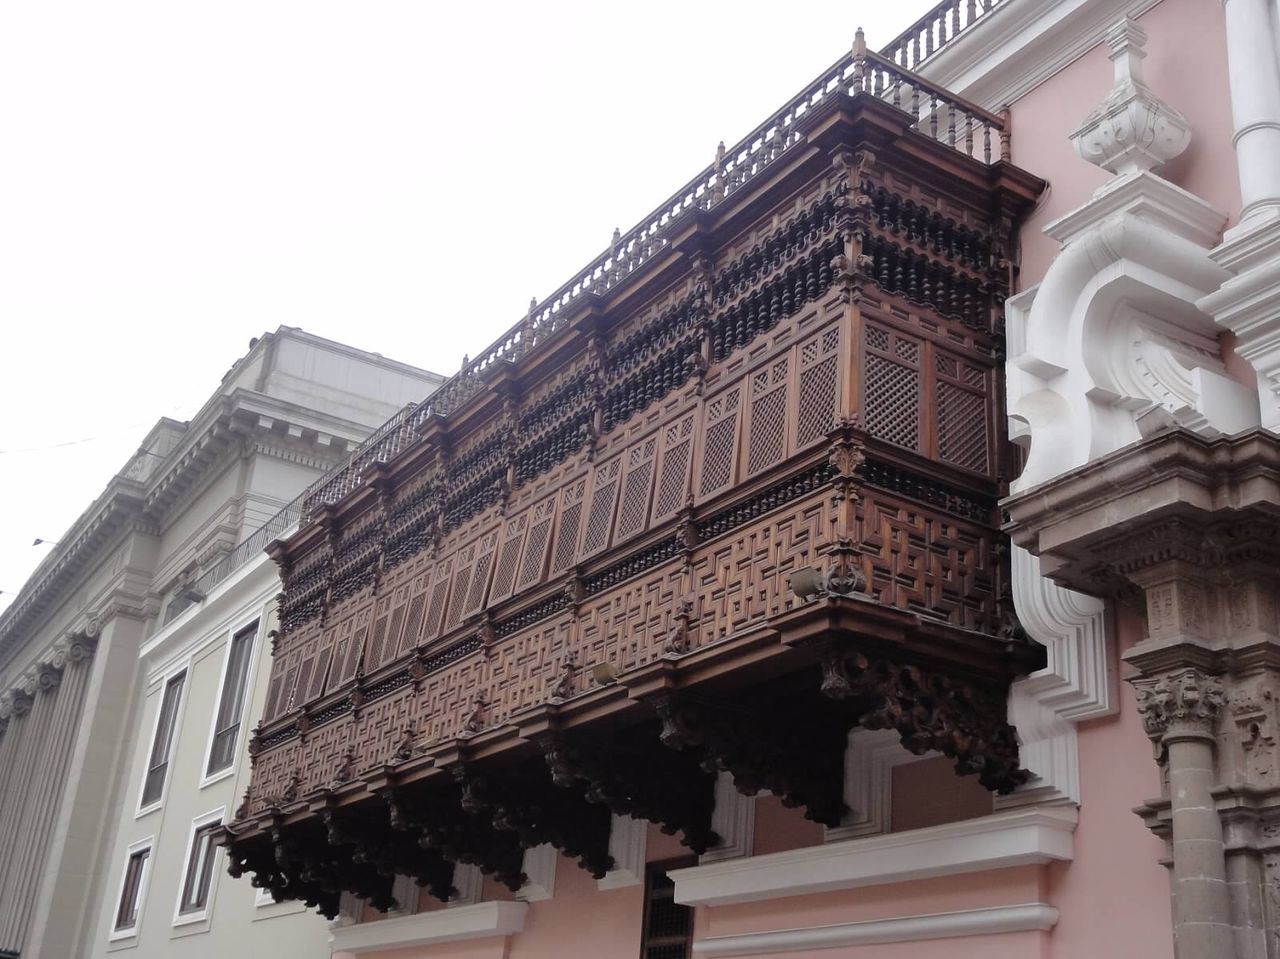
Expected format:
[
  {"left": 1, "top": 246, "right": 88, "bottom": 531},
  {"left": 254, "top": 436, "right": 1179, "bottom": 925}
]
[{"left": 0, "top": 1, "right": 937, "bottom": 612}]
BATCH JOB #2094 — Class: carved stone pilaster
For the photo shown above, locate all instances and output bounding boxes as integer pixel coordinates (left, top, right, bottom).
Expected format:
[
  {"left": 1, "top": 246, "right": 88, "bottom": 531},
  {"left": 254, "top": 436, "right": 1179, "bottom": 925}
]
[{"left": 1132, "top": 668, "right": 1226, "bottom": 744}]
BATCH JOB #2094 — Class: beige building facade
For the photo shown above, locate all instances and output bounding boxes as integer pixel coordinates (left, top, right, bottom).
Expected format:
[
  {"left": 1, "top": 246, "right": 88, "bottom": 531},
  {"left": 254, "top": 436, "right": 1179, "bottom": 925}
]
[{"left": 0, "top": 328, "right": 440, "bottom": 959}]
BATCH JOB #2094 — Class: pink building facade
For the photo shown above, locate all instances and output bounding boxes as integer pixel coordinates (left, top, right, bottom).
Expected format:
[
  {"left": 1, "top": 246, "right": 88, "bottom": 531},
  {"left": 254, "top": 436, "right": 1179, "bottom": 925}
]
[{"left": 232, "top": 2, "right": 1280, "bottom": 958}]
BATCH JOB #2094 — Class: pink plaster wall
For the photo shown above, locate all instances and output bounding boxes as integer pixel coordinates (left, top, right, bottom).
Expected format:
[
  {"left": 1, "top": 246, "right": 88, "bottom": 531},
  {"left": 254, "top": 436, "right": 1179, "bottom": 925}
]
[
  {"left": 335, "top": 7, "right": 1219, "bottom": 958},
  {"left": 1011, "top": 0, "right": 1241, "bottom": 288},
  {"left": 1041, "top": 605, "right": 1172, "bottom": 959}
]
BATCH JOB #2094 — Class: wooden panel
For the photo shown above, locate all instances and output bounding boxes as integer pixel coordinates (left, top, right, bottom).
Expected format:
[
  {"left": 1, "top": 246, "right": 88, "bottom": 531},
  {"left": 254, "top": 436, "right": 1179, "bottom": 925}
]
[
  {"left": 488, "top": 513, "right": 530, "bottom": 605},
  {"left": 462, "top": 528, "right": 501, "bottom": 619},
  {"left": 696, "top": 384, "right": 742, "bottom": 501},
  {"left": 614, "top": 435, "right": 658, "bottom": 543},
  {"left": 795, "top": 325, "right": 841, "bottom": 448},
  {"left": 863, "top": 322, "right": 922, "bottom": 452},
  {"left": 745, "top": 356, "right": 790, "bottom": 476},
  {"left": 578, "top": 457, "right": 622, "bottom": 561},
  {"left": 652, "top": 412, "right": 695, "bottom": 523},
  {"left": 516, "top": 496, "right": 557, "bottom": 591},
  {"left": 421, "top": 557, "right": 453, "bottom": 644},
  {"left": 551, "top": 478, "right": 587, "bottom": 575}
]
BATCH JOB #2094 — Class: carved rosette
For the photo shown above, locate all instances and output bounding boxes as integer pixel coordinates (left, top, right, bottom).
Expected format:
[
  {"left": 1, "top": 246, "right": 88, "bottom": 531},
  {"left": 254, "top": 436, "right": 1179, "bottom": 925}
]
[{"left": 1132, "top": 668, "right": 1226, "bottom": 741}]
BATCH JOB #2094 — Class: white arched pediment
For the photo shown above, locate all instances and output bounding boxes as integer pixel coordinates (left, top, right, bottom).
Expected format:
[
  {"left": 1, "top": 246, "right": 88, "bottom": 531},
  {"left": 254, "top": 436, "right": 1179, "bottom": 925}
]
[{"left": 1008, "top": 173, "right": 1258, "bottom": 493}]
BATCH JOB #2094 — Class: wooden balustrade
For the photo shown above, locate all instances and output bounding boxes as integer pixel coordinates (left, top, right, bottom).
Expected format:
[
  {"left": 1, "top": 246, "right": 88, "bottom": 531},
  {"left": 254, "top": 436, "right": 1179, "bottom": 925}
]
[
  {"left": 880, "top": 0, "right": 1007, "bottom": 72},
  {"left": 225, "top": 47, "right": 1046, "bottom": 921},
  {"left": 298, "top": 29, "right": 1015, "bottom": 526}
]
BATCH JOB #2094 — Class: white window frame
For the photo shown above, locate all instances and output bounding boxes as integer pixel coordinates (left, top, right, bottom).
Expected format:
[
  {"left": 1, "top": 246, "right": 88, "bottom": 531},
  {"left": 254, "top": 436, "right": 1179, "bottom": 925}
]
[
  {"left": 135, "top": 658, "right": 192, "bottom": 817},
  {"left": 173, "top": 806, "right": 226, "bottom": 927},
  {"left": 199, "top": 613, "right": 263, "bottom": 788},
  {"left": 109, "top": 835, "right": 154, "bottom": 942}
]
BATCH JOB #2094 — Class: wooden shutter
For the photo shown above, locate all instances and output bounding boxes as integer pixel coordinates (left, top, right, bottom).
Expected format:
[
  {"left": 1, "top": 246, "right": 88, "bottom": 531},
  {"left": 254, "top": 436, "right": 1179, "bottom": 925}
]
[
  {"left": 462, "top": 529, "right": 501, "bottom": 619},
  {"left": 300, "top": 625, "right": 338, "bottom": 703},
  {"left": 745, "top": 356, "right": 790, "bottom": 476},
  {"left": 795, "top": 326, "right": 841, "bottom": 448},
  {"left": 395, "top": 581, "right": 431, "bottom": 659},
  {"left": 578, "top": 456, "right": 622, "bottom": 560},
  {"left": 614, "top": 436, "right": 658, "bottom": 542},
  {"left": 863, "top": 323, "right": 922, "bottom": 452},
  {"left": 551, "top": 478, "right": 587, "bottom": 575},
  {"left": 330, "top": 607, "right": 373, "bottom": 690},
  {"left": 487, "top": 513, "right": 529, "bottom": 605},
  {"left": 516, "top": 496, "right": 557, "bottom": 591},
  {"left": 421, "top": 557, "right": 454, "bottom": 644},
  {"left": 443, "top": 544, "right": 478, "bottom": 633},
  {"left": 652, "top": 412, "right": 695, "bottom": 523},
  {"left": 696, "top": 385, "right": 742, "bottom": 500}
]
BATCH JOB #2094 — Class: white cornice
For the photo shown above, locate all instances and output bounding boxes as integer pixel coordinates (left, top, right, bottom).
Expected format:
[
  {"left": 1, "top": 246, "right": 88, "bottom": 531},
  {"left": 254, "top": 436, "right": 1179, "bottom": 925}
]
[
  {"left": 328, "top": 900, "right": 527, "bottom": 954},
  {"left": 669, "top": 807, "right": 1076, "bottom": 908},
  {"left": 691, "top": 903, "right": 1060, "bottom": 956},
  {"left": 919, "top": 0, "right": 1163, "bottom": 110}
]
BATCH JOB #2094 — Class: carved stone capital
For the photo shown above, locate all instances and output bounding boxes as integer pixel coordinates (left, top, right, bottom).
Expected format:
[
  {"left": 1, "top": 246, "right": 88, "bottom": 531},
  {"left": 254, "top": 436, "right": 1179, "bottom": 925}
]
[{"left": 1132, "top": 668, "right": 1226, "bottom": 741}]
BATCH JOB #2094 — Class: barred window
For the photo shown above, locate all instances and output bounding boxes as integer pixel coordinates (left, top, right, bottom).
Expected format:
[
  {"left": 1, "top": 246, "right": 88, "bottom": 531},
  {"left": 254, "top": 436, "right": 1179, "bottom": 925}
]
[{"left": 641, "top": 860, "right": 694, "bottom": 959}]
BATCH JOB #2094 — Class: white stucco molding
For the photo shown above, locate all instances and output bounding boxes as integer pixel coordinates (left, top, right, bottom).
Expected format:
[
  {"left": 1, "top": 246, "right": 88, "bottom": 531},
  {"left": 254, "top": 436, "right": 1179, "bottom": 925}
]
[
  {"left": 826, "top": 728, "right": 932, "bottom": 841},
  {"left": 916, "top": 0, "right": 1162, "bottom": 110},
  {"left": 1199, "top": 218, "right": 1280, "bottom": 431},
  {"left": 997, "top": 547, "right": 1114, "bottom": 808},
  {"left": 328, "top": 900, "right": 528, "bottom": 954},
  {"left": 515, "top": 844, "right": 557, "bottom": 902},
  {"left": 700, "top": 771, "right": 756, "bottom": 863},
  {"left": 1071, "top": 19, "right": 1189, "bottom": 176},
  {"left": 1007, "top": 172, "right": 1255, "bottom": 490},
  {"left": 598, "top": 813, "right": 647, "bottom": 890},
  {"left": 690, "top": 903, "right": 1060, "bottom": 956},
  {"left": 669, "top": 806, "right": 1076, "bottom": 908}
]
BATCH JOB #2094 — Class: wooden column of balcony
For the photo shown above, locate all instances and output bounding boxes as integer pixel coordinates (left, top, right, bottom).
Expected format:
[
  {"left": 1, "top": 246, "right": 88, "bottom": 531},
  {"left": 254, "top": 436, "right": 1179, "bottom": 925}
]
[{"left": 222, "top": 60, "right": 1046, "bottom": 916}]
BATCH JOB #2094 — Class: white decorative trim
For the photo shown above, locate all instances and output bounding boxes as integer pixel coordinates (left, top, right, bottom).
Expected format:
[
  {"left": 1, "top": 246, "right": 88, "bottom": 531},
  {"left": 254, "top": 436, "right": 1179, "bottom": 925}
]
[
  {"left": 515, "top": 844, "right": 557, "bottom": 902},
  {"left": 134, "top": 656, "right": 193, "bottom": 818},
  {"left": 328, "top": 900, "right": 528, "bottom": 954},
  {"left": 598, "top": 814, "right": 647, "bottom": 890},
  {"left": 997, "top": 547, "right": 1115, "bottom": 808},
  {"left": 108, "top": 835, "right": 155, "bottom": 942},
  {"left": 333, "top": 891, "right": 362, "bottom": 927},
  {"left": 1006, "top": 173, "right": 1253, "bottom": 494},
  {"left": 825, "top": 729, "right": 932, "bottom": 841},
  {"left": 701, "top": 771, "right": 755, "bottom": 863},
  {"left": 918, "top": 0, "right": 1162, "bottom": 110},
  {"left": 171, "top": 805, "right": 226, "bottom": 927},
  {"left": 390, "top": 874, "right": 419, "bottom": 915},
  {"left": 1200, "top": 220, "right": 1280, "bottom": 430},
  {"left": 690, "top": 903, "right": 1060, "bottom": 956},
  {"left": 669, "top": 807, "right": 1076, "bottom": 908},
  {"left": 198, "top": 612, "right": 263, "bottom": 787},
  {"left": 1069, "top": 19, "right": 1189, "bottom": 176},
  {"left": 450, "top": 863, "right": 484, "bottom": 906}
]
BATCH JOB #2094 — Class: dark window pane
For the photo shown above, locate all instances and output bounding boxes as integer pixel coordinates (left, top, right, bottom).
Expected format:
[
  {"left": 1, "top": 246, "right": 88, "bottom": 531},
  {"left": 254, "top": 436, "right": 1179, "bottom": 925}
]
[
  {"left": 140, "top": 672, "right": 185, "bottom": 806},
  {"left": 206, "top": 623, "right": 256, "bottom": 775},
  {"left": 114, "top": 847, "right": 150, "bottom": 931},
  {"left": 179, "top": 822, "right": 221, "bottom": 914}
]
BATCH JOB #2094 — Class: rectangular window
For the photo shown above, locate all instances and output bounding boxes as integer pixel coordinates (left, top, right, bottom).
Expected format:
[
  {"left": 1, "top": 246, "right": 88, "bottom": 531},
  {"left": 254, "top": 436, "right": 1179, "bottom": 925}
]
[
  {"left": 641, "top": 860, "right": 694, "bottom": 959},
  {"left": 178, "top": 819, "right": 222, "bottom": 916},
  {"left": 206, "top": 622, "right": 257, "bottom": 776},
  {"left": 140, "top": 670, "right": 185, "bottom": 808},
  {"left": 114, "top": 845, "right": 151, "bottom": 933}
]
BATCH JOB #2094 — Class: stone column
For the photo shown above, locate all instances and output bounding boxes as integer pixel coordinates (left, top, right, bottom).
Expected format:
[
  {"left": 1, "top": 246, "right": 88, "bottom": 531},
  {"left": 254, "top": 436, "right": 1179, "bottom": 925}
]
[
  {"left": 1134, "top": 669, "right": 1236, "bottom": 959},
  {"left": 1222, "top": 0, "right": 1280, "bottom": 231}
]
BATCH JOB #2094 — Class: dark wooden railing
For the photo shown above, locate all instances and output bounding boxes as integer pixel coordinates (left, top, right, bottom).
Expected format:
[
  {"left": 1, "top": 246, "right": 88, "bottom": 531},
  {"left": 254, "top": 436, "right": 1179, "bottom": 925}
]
[{"left": 298, "top": 26, "right": 1012, "bottom": 525}]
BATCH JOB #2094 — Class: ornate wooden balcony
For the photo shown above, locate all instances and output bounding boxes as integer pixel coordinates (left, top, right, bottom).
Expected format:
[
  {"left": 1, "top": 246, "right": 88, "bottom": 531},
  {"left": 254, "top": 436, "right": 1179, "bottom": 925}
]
[{"left": 224, "top": 45, "right": 1046, "bottom": 917}]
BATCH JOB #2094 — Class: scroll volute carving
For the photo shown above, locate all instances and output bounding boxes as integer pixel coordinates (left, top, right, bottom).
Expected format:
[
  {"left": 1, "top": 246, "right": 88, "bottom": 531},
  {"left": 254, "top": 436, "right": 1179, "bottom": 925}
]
[
  {"left": 539, "top": 728, "right": 720, "bottom": 854},
  {"left": 819, "top": 647, "right": 1030, "bottom": 794}
]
